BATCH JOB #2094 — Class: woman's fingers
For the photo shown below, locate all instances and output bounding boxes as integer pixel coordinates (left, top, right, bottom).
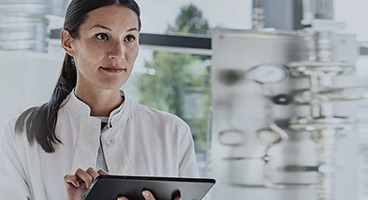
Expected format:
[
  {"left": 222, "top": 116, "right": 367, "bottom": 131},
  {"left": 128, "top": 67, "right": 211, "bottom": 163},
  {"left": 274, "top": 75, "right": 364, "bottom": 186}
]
[
  {"left": 64, "top": 167, "right": 108, "bottom": 200},
  {"left": 97, "top": 169, "right": 109, "bottom": 175},
  {"left": 64, "top": 174, "right": 80, "bottom": 187},
  {"left": 118, "top": 190, "right": 178, "bottom": 200},
  {"left": 74, "top": 167, "right": 101, "bottom": 188},
  {"left": 142, "top": 190, "right": 156, "bottom": 200},
  {"left": 86, "top": 167, "right": 99, "bottom": 179},
  {"left": 75, "top": 168, "right": 93, "bottom": 188},
  {"left": 65, "top": 167, "right": 108, "bottom": 190},
  {"left": 173, "top": 195, "right": 182, "bottom": 200}
]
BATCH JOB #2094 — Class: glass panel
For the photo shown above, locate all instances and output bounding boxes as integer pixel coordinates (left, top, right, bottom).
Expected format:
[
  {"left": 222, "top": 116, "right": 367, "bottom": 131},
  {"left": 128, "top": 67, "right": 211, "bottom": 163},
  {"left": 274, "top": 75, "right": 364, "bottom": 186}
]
[
  {"left": 124, "top": 49, "right": 212, "bottom": 176},
  {"left": 138, "top": 0, "right": 252, "bottom": 35}
]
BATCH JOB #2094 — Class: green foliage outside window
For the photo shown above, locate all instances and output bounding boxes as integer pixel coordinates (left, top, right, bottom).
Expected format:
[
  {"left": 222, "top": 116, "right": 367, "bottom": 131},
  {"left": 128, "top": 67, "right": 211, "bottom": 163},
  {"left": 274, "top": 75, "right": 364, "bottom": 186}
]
[{"left": 136, "top": 4, "right": 211, "bottom": 153}]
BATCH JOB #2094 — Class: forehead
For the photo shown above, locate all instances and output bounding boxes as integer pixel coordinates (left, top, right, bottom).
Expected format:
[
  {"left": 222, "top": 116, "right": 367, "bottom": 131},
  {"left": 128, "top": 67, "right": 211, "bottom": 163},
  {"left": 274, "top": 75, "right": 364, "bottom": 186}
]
[{"left": 83, "top": 5, "right": 139, "bottom": 29}]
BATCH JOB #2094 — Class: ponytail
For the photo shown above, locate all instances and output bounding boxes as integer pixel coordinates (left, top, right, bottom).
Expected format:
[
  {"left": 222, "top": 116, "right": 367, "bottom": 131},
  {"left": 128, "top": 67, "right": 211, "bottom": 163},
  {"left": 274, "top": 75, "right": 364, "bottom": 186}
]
[{"left": 15, "top": 54, "right": 77, "bottom": 153}]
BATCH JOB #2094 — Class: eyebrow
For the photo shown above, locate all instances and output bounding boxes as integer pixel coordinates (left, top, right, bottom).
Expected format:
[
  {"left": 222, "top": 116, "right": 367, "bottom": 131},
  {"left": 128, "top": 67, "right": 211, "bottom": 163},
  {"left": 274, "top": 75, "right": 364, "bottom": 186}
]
[
  {"left": 90, "top": 24, "right": 138, "bottom": 32},
  {"left": 127, "top": 27, "right": 139, "bottom": 32},
  {"left": 90, "top": 24, "right": 112, "bottom": 31}
]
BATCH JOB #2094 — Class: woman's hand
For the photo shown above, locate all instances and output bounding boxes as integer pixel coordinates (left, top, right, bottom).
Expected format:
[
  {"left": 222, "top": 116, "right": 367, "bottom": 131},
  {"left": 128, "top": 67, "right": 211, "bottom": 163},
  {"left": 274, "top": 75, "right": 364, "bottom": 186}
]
[
  {"left": 117, "top": 190, "right": 182, "bottom": 200},
  {"left": 64, "top": 167, "right": 108, "bottom": 200}
]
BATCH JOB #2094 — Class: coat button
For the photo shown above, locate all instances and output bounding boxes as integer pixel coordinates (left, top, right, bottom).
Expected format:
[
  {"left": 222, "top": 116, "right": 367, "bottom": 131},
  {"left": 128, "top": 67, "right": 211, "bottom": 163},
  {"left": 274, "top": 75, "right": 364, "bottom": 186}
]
[{"left": 107, "top": 138, "right": 115, "bottom": 146}]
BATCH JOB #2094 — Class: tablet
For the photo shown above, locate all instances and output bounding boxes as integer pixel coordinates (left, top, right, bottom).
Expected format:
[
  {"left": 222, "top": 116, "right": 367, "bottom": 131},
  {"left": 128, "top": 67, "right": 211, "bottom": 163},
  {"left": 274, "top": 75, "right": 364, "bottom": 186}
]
[{"left": 81, "top": 175, "right": 216, "bottom": 200}]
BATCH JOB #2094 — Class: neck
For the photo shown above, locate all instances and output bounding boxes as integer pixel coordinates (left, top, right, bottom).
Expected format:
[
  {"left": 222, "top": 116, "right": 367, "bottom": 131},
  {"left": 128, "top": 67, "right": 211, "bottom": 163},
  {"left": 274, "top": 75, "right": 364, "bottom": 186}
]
[{"left": 75, "top": 86, "right": 124, "bottom": 117}]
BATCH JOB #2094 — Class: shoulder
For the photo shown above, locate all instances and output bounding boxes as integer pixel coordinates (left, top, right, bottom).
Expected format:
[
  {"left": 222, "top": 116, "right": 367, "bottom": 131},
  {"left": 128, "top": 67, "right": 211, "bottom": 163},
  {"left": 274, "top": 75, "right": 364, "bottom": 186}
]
[
  {"left": 1, "top": 105, "right": 41, "bottom": 145},
  {"left": 3, "top": 113, "right": 21, "bottom": 135},
  {"left": 1, "top": 113, "right": 27, "bottom": 148}
]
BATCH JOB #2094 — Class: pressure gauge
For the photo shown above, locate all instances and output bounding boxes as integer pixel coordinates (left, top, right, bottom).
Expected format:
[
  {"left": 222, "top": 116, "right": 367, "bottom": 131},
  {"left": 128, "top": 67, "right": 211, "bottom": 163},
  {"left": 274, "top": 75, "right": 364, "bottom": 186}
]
[{"left": 246, "top": 64, "right": 289, "bottom": 84}]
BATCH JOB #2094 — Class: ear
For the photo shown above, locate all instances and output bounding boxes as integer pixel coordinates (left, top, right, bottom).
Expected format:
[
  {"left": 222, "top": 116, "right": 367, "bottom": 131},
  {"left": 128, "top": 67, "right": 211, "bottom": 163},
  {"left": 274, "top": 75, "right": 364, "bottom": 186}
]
[{"left": 60, "top": 29, "right": 75, "bottom": 56}]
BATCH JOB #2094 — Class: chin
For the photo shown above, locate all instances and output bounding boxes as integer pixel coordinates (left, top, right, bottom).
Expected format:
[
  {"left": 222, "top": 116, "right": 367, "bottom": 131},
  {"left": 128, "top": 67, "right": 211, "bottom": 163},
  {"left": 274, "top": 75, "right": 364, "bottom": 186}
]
[{"left": 99, "top": 80, "right": 127, "bottom": 91}]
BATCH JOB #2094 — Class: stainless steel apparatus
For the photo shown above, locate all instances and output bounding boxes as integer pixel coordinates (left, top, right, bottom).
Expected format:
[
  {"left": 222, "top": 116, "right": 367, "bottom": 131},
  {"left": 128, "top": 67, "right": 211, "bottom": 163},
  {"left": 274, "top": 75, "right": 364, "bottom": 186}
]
[
  {"left": 0, "top": 0, "right": 68, "bottom": 51},
  {"left": 210, "top": 0, "right": 365, "bottom": 199}
]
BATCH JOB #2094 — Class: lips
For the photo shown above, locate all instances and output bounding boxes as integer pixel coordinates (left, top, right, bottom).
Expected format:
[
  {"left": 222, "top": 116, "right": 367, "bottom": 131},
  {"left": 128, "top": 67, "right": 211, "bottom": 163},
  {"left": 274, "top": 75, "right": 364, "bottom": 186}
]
[{"left": 100, "top": 66, "right": 126, "bottom": 73}]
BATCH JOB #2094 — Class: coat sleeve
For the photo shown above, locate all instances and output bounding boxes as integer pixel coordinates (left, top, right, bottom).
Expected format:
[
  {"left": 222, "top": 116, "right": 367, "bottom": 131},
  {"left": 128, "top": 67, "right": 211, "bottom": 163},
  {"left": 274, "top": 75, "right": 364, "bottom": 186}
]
[
  {"left": 0, "top": 119, "right": 31, "bottom": 199},
  {"left": 178, "top": 124, "right": 200, "bottom": 178}
]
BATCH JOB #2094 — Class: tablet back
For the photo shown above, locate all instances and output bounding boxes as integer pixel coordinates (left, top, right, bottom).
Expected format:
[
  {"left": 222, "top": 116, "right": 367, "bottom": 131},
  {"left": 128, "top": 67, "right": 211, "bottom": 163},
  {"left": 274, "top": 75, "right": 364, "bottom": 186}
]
[{"left": 82, "top": 175, "right": 215, "bottom": 200}]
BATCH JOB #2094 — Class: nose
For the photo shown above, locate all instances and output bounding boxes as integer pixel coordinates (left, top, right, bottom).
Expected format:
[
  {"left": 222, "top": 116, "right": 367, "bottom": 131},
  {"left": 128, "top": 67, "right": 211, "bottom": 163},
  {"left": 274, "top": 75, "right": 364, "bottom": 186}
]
[{"left": 108, "top": 41, "right": 125, "bottom": 60}]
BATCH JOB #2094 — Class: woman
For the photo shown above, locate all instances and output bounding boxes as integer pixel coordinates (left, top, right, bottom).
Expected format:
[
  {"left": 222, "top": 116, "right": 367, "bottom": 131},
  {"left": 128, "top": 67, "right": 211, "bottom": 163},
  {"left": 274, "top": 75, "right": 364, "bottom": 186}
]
[{"left": 0, "top": 0, "right": 199, "bottom": 200}]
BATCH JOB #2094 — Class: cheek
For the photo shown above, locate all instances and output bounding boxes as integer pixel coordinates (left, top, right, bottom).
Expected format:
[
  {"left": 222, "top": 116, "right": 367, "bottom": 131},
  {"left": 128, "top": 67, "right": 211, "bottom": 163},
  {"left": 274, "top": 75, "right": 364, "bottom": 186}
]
[
  {"left": 75, "top": 43, "right": 105, "bottom": 74},
  {"left": 83, "top": 43, "right": 105, "bottom": 59},
  {"left": 127, "top": 45, "right": 139, "bottom": 62}
]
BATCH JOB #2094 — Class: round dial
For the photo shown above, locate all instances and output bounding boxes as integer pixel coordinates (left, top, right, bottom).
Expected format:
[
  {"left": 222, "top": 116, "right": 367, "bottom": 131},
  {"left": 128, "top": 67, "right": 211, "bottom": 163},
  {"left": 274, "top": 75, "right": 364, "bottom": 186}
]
[
  {"left": 256, "top": 128, "right": 281, "bottom": 146},
  {"left": 246, "top": 64, "right": 288, "bottom": 84}
]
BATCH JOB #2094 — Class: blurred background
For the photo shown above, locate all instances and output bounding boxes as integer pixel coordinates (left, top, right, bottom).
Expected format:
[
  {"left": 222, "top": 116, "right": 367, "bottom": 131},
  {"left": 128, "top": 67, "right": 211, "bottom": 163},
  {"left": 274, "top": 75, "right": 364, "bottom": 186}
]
[{"left": 1, "top": 0, "right": 368, "bottom": 199}]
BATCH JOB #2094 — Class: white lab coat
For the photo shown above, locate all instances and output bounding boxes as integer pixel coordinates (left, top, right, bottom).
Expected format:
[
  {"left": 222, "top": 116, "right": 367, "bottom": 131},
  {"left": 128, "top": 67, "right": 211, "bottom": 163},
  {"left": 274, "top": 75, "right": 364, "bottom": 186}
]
[{"left": 0, "top": 91, "right": 199, "bottom": 200}]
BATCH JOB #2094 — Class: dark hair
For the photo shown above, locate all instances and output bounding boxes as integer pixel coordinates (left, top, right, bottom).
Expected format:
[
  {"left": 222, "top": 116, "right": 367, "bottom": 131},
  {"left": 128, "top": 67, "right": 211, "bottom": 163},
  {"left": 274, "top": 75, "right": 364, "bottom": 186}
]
[{"left": 15, "top": 0, "right": 141, "bottom": 153}]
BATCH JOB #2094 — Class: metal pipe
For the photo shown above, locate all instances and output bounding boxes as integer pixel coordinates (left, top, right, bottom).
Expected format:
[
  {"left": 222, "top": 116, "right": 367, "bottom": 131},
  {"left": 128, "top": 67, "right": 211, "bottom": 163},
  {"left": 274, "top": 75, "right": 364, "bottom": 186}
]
[
  {"left": 314, "top": 0, "right": 334, "bottom": 20},
  {"left": 294, "top": 86, "right": 368, "bottom": 104},
  {"left": 316, "top": 32, "right": 333, "bottom": 62},
  {"left": 303, "top": 0, "right": 334, "bottom": 23},
  {"left": 313, "top": 129, "right": 337, "bottom": 200},
  {"left": 252, "top": 0, "right": 264, "bottom": 30}
]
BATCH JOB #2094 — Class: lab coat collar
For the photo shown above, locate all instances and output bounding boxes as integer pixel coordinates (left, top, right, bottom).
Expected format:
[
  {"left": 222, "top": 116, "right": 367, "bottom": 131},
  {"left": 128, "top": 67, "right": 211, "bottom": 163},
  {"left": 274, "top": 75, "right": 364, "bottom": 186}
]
[
  {"left": 109, "top": 91, "right": 134, "bottom": 128},
  {"left": 62, "top": 89, "right": 91, "bottom": 116}
]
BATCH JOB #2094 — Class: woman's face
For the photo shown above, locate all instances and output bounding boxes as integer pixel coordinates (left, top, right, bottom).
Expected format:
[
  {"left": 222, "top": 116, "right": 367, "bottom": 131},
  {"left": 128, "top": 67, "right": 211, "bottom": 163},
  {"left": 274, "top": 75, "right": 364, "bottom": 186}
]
[{"left": 66, "top": 5, "right": 140, "bottom": 91}]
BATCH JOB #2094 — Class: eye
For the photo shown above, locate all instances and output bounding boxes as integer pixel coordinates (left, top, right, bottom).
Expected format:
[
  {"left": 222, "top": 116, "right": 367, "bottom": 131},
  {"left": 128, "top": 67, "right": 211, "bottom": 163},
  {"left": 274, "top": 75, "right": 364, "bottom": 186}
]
[
  {"left": 95, "top": 33, "right": 109, "bottom": 40},
  {"left": 124, "top": 35, "right": 136, "bottom": 43}
]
